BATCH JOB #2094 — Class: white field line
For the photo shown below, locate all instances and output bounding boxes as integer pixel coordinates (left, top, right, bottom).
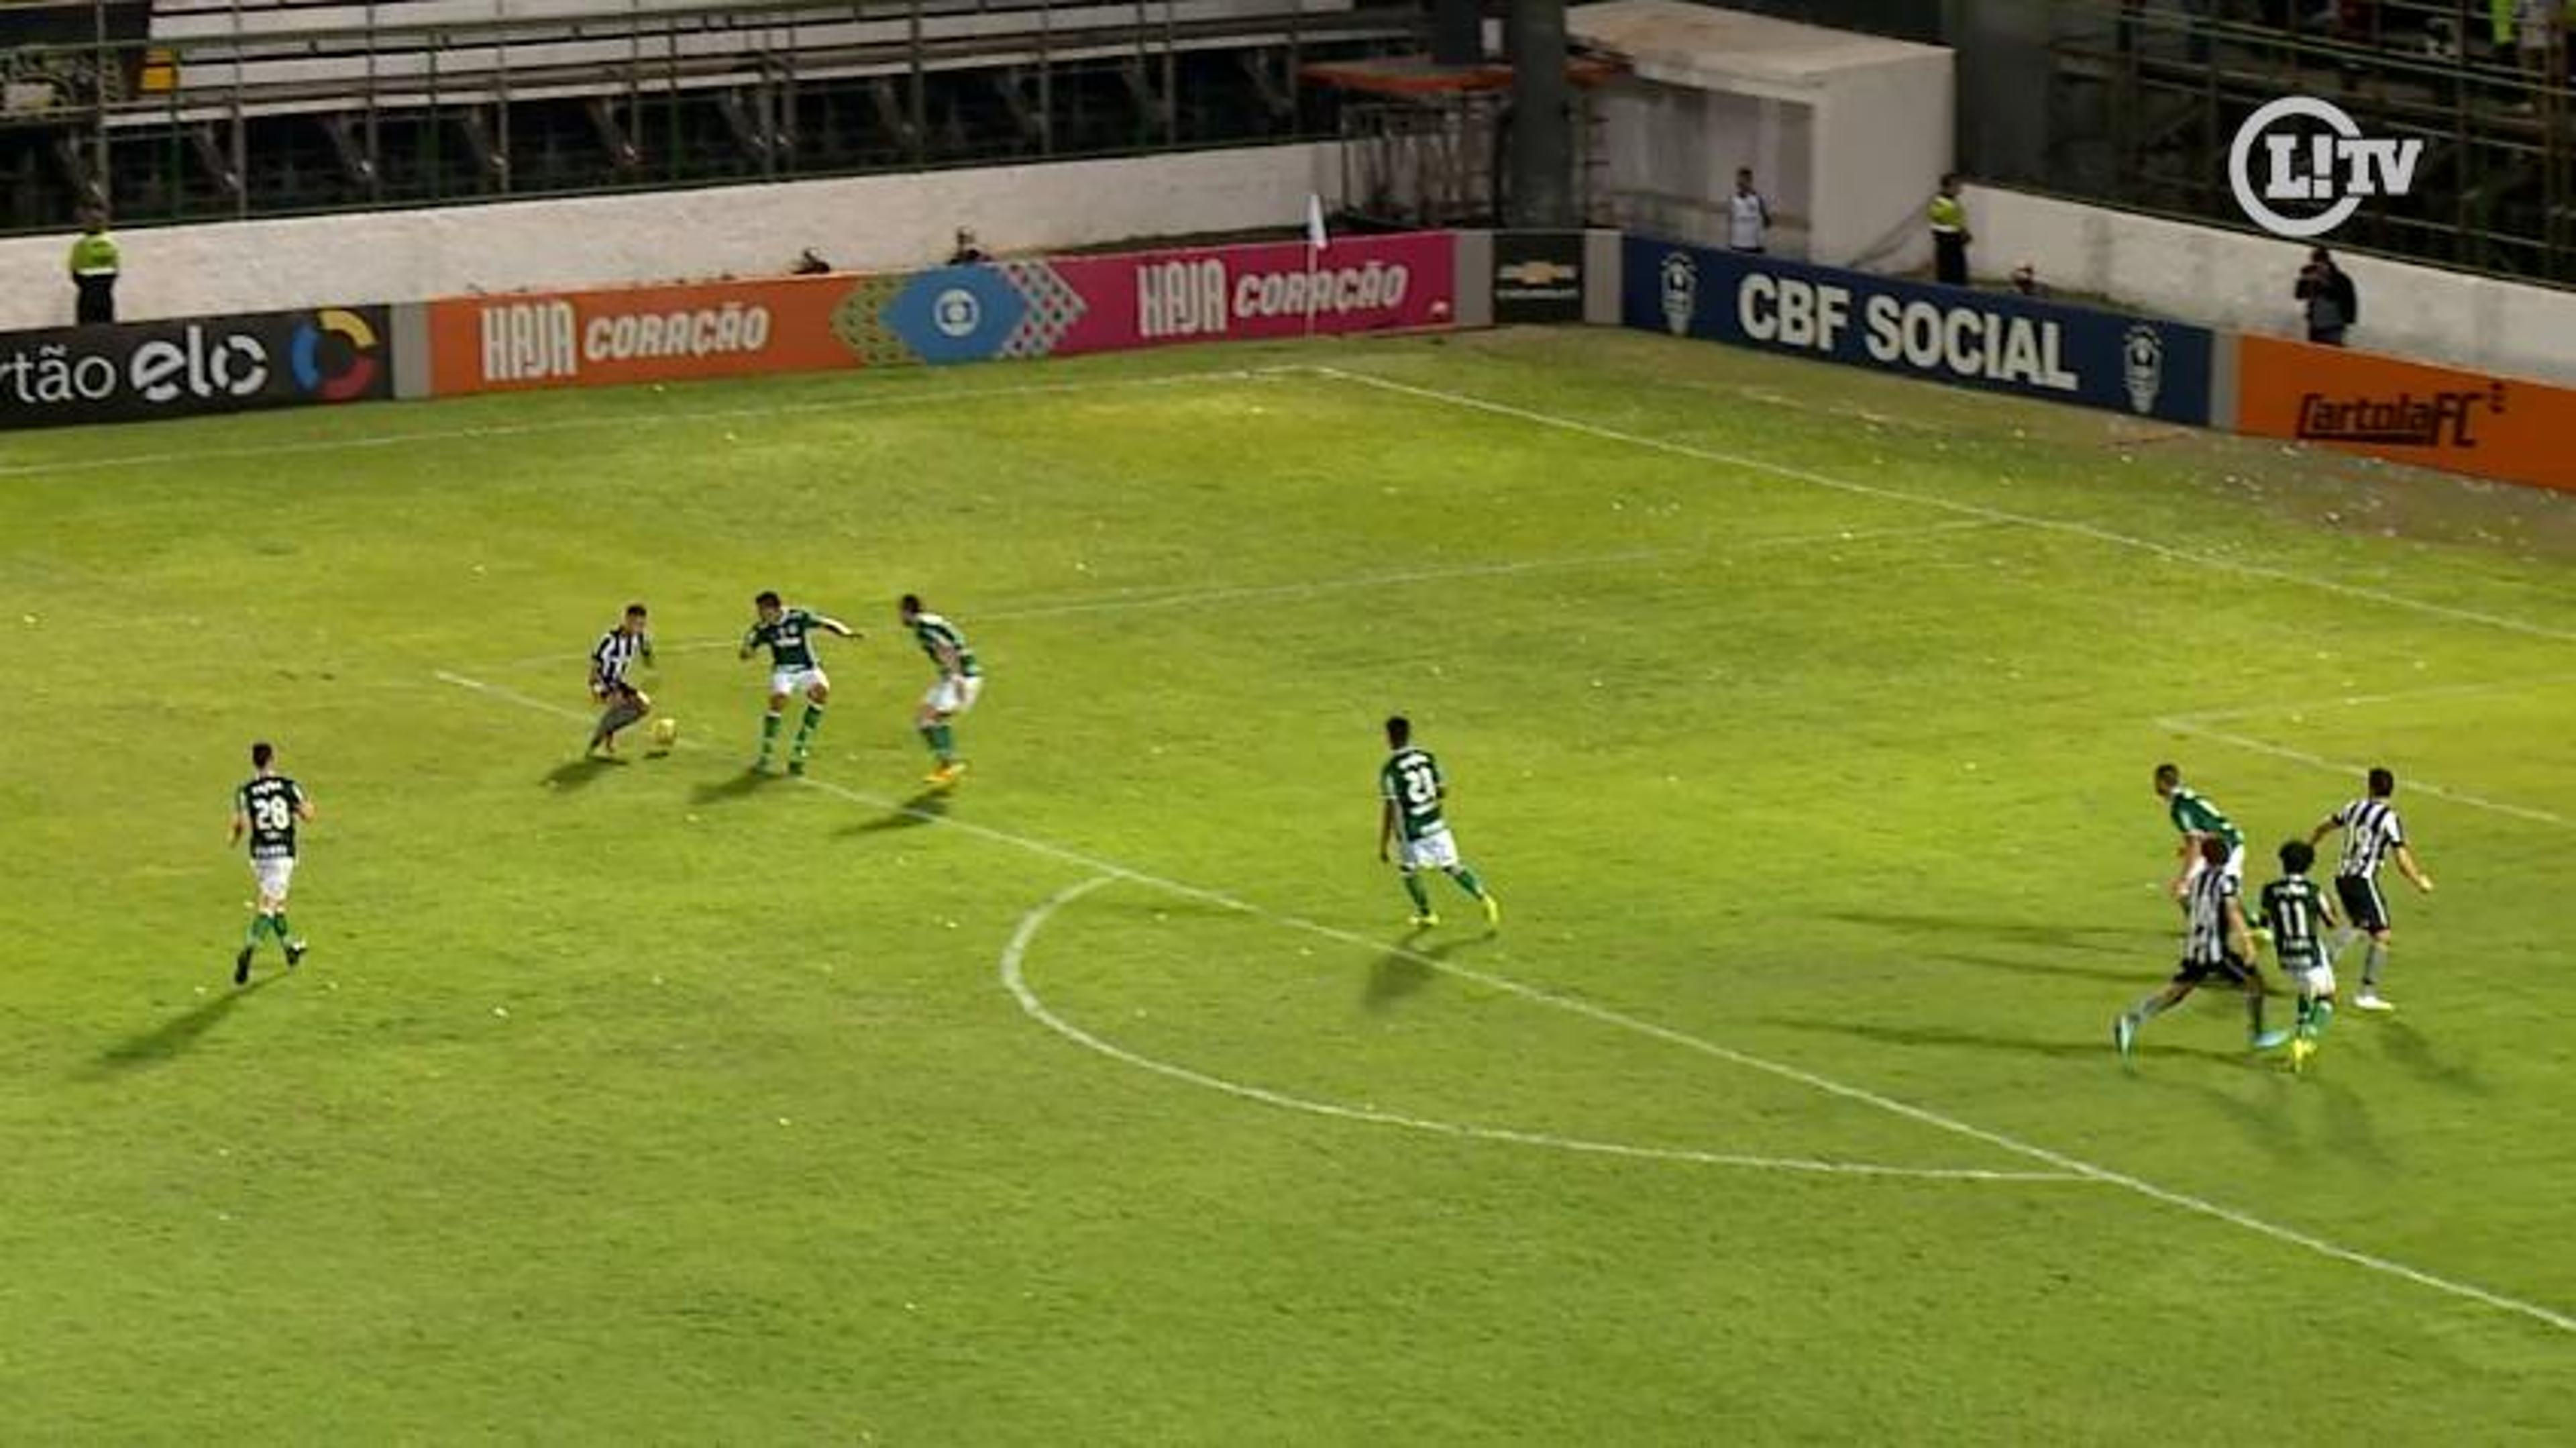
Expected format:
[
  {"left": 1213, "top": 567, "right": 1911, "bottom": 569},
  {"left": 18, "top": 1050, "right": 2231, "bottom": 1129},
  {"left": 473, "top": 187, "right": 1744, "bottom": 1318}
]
[
  {"left": 2153, "top": 716, "right": 2572, "bottom": 829},
  {"left": 2168, "top": 670, "right": 2576, "bottom": 728},
  {"left": 1002, "top": 876, "right": 2088, "bottom": 1184},
  {"left": 0, "top": 365, "right": 1300, "bottom": 480},
  {"left": 477, "top": 516, "right": 2017, "bottom": 673},
  {"left": 440, "top": 665, "right": 2576, "bottom": 1337},
  {"left": 1307, "top": 365, "right": 2576, "bottom": 649}
]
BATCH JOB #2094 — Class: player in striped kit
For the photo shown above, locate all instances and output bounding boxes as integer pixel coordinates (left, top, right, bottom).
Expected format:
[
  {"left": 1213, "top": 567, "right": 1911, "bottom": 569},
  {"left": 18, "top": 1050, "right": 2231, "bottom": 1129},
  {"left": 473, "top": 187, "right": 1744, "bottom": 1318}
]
[
  {"left": 2309, "top": 768, "right": 2434, "bottom": 1013},
  {"left": 2114, "top": 835, "right": 2286, "bottom": 1059},
  {"left": 586, "top": 603, "right": 655, "bottom": 758}
]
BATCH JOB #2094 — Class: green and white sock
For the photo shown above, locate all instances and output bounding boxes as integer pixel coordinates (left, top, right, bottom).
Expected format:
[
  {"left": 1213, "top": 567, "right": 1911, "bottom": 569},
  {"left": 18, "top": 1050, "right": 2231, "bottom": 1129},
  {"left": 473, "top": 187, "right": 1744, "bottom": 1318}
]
[
  {"left": 929, "top": 723, "right": 955, "bottom": 763},
  {"left": 759, "top": 711, "right": 783, "bottom": 756},
  {"left": 1401, "top": 874, "right": 1432, "bottom": 915},
  {"left": 2306, "top": 998, "right": 2334, "bottom": 1040},
  {"left": 1449, "top": 865, "right": 1487, "bottom": 899},
  {"left": 792, "top": 703, "right": 825, "bottom": 755}
]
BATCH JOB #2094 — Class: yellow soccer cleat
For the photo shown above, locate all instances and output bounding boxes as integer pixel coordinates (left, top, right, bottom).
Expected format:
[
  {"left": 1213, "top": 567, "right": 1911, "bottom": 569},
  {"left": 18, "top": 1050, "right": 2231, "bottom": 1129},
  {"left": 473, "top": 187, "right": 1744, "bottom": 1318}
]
[
  {"left": 1408, "top": 913, "right": 1440, "bottom": 929},
  {"left": 2290, "top": 1036, "right": 2316, "bottom": 1073},
  {"left": 923, "top": 760, "right": 969, "bottom": 787},
  {"left": 1481, "top": 892, "right": 1502, "bottom": 929}
]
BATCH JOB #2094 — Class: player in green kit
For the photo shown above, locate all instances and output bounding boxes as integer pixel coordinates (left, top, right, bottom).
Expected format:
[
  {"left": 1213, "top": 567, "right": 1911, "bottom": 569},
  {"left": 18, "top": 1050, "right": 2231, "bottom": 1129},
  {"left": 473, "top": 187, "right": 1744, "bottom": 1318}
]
[
  {"left": 227, "top": 741, "right": 314, "bottom": 984},
  {"left": 1377, "top": 715, "right": 1500, "bottom": 930},
  {"left": 740, "top": 590, "right": 857, "bottom": 774},
  {"left": 2257, "top": 839, "right": 2341, "bottom": 1073},
  {"left": 900, "top": 593, "right": 981, "bottom": 786},
  {"left": 2152, "top": 764, "right": 2258, "bottom": 935}
]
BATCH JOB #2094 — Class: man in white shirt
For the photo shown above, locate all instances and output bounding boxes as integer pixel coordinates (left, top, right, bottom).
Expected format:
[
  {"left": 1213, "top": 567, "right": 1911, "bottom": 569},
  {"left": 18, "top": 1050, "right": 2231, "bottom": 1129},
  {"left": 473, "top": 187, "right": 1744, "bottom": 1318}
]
[{"left": 1727, "top": 168, "right": 1771, "bottom": 254}]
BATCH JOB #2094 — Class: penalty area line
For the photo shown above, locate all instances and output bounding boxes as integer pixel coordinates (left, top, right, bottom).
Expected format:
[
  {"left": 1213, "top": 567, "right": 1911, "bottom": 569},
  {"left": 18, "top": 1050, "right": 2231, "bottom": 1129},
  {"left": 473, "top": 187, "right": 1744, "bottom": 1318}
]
[
  {"left": 1002, "top": 876, "right": 2089, "bottom": 1185},
  {"left": 434, "top": 666, "right": 2576, "bottom": 1338}
]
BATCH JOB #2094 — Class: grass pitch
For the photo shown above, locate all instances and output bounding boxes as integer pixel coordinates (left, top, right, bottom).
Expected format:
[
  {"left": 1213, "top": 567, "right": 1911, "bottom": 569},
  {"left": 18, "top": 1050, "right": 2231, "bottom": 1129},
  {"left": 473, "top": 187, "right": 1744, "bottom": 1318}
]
[{"left": 3, "top": 329, "right": 2573, "bottom": 1442}]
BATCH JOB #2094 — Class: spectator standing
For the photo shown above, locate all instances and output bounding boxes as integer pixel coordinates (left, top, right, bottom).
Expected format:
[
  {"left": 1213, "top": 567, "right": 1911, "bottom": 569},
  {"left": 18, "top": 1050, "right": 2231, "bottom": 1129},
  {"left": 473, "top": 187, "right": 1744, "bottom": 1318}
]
[
  {"left": 1727, "top": 167, "right": 1771, "bottom": 254},
  {"left": 68, "top": 211, "right": 119, "bottom": 325},
  {"left": 1928, "top": 174, "right": 1972, "bottom": 285},
  {"left": 2296, "top": 247, "right": 2359, "bottom": 346}
]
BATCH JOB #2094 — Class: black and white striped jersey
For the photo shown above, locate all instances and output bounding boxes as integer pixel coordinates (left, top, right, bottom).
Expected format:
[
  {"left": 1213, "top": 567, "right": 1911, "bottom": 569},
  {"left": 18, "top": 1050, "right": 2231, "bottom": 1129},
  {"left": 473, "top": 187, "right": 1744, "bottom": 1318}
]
[
  {"left": 590, "top": 626, "right": 652, "bottom": 688},
  {"left": 2184, "top": 866, "right": 2241, "bottom": 965},
  {"left": 2330, "top": 797, "right": 2406, "bottom": 879}
]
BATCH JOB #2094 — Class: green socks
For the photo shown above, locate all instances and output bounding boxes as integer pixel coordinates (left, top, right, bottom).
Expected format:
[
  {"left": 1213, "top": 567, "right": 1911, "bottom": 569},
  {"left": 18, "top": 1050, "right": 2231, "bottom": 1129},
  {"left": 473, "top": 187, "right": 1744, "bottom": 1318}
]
[
  {"left": 792, "top": 703, "right": 825, "bottom": 754},
  {"left": 272, "top": 913, "right": 294, "bottom": 945},
  {"left": 244, "top": 915, "right": 269, "bottom": 947},
  {"left": 2298, "top": 997, "right": 2335, "bottom": 1039},
  {"left": 1401, "top": 874, "right": 1432, "bottom": 915},
  {"left": 1450, "top": 866, "right": 1488, "bottom": 899},
  {"left": 759, "top": 711, "right": 783, "bottom": 756},
  {"left": 918, "top": 723, "right": 955, "bottom": 762}
]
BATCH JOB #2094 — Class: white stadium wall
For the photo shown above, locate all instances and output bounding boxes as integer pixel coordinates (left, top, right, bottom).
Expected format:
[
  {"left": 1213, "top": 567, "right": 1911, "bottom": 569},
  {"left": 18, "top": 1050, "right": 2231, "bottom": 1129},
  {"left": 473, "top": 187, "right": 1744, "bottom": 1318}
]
[
  {"left": 0, "top": 144, "right": 1342, "bottom": 330},
  {"left": 1965, "top": 185, "right": 2576, "bottom": 386}
]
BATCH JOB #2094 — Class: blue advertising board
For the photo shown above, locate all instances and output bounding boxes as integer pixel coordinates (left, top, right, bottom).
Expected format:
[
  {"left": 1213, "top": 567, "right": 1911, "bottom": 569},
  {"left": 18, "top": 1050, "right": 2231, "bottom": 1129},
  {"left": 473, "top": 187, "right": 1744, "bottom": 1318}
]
[{"left": 1621, "top": 237, "right": 2214, "bottom": 427}]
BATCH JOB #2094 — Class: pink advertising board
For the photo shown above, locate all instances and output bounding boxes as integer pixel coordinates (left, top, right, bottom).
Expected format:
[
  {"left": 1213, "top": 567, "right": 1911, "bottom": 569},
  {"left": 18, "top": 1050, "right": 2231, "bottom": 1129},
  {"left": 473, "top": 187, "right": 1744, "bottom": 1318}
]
[{"left": 1048, "top": 232, "right": 1456, "bottom": 353}]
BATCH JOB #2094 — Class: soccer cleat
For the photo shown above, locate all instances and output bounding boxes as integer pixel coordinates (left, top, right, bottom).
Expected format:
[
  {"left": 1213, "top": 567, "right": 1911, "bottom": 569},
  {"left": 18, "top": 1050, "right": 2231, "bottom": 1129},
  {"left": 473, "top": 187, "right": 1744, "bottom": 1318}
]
[
  {"left": 787, "top": 758, "right": 806, "bottom": 776},
  {"left": 2353, "top": 992, "right": 2396, "bottom": 1013},
  {"left": 924, "top": 760, "right": 969, "bottom": 786},
  {"left": 285, "top": 940, "right": 307, "bottom": 968},
  {"left": 234, "top": 947, "right": 252, "bottom": 986},
  {"left": 1408, "top": 913, "right": 1441, "bottom": 929},
  {"left": 1481, "top": 892, "right": 1501, "bottom": 929},
  {"left": 2112, "top": 1014, "right": 2136, "bottom": 1059},
  {"left": 2250, "top": 1028, "right": 2292, "bottom": 1051},
  {"left": 2290, "top": 1035, "right": 2316, "bottom": 1072}
]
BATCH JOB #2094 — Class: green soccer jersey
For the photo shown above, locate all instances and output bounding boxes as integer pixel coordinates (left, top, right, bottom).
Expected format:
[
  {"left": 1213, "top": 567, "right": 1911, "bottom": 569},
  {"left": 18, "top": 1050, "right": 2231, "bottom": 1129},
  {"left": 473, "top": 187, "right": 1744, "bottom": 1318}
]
[
  {"left": 745, "top": 608, "right": 826, "bottom": 668},
  {"left": 2169, "top": 786, "right": 2244, "bottom": 849},
  {"left": 910, "top": 612, "right": 980, "bottom": 677},
  {"left": 2258, "top": 875, "right": 2330, "bottom": 970},
  {"left": 236, "top": 775, "right": 305, "bottom": 861},
  {"left": 1381, "top": 747, "right": 1448, "bottom": 843}
]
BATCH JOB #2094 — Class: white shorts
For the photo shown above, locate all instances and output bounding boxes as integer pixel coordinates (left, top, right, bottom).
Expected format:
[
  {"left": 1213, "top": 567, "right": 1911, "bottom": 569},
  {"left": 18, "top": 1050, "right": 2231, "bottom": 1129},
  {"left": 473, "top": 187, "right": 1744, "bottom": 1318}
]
[
  {"left": 252, "top": 856, "right": 297, "bottom": 902},
  {"left": 2184, "top": 841, "right": 2246, "bottom": 888},
  {"left": 1397, "top": 828, "right": 1461, "bottom": 873},
  {"left": 2287, "top": 960, "right": 2338, "bottom": 998},
  {"left": 924, "top": 674, "right": 984, "bottom": 715},
  {"left": 769, "top": 666, "right": 829, "bottom": 699}
]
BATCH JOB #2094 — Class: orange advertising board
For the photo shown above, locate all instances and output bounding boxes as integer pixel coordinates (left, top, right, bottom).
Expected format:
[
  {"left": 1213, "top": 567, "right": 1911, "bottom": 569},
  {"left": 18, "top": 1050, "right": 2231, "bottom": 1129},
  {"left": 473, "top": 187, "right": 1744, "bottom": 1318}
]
[
  {"left": 427, "top": 276, "right": 861, "bottom": 395},
  {"left": 2236, "top": 335, "right": 2576, "bottom": 493}
]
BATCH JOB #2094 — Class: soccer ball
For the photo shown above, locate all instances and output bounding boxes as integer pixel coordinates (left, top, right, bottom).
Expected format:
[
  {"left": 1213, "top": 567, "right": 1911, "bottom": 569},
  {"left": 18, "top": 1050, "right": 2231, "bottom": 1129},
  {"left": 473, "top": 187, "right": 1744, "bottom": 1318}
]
[{"left": 650, "top": 717, "right": 680, "bottom": 749}]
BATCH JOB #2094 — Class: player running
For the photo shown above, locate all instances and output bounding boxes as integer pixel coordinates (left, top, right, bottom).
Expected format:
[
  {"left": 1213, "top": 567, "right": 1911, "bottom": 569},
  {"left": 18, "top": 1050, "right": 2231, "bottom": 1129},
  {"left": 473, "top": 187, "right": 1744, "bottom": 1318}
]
[
  {"left": 741, "top": 590, "right": 857, "bottom": 774},
  {"left": 1377, "top": 715, "right": 1501, "bottom": 931},
  {"left": 2257, "top": 839, "right": 2341, "bottom": 1072},
  {"left": 2153, "top": 764, "right": 2251, "bottom": 935},
  {"left": 2308, "top": 767, "right": 2434, "bottom": 1013},
  {"left": 2115, "top": 835, "right": 2286, "bottom": 1059},
  {"left": 900, "top": 593, "right": 980, "bottom": 786},
  {"left": 227, "top": 741, "right": 314, "bottom": 985},
  {"left": 585, "top": 602, "right": 655, "bottom": 758}
]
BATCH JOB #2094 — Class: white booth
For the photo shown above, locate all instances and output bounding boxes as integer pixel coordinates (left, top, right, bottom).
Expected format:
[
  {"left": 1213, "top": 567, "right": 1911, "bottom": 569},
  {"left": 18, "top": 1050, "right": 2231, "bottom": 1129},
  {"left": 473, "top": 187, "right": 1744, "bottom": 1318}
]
[{"left": 1571, "top": 1, "right": 1954, "bottom": 271}]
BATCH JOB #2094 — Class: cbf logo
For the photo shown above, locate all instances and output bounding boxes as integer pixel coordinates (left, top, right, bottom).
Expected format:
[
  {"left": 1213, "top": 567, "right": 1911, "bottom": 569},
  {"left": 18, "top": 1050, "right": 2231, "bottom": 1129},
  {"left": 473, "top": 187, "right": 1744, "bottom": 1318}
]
[
  {"left": 2121, "top": 324, "right": 2164, "bottom": 416},
  {"left": 1658, "top": 252, "right": 1698, "bottom": 336},
  {"left": 2229, "top": 97, "right": 2423, "bottom": 239}
]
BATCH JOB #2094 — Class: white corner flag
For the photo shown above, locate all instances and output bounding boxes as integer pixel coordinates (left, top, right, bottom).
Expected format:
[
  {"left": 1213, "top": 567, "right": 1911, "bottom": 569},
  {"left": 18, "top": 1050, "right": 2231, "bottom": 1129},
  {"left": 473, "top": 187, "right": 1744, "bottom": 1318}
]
[{"left": 1305, "top": 193, "right": 1330, "bottom": 253}]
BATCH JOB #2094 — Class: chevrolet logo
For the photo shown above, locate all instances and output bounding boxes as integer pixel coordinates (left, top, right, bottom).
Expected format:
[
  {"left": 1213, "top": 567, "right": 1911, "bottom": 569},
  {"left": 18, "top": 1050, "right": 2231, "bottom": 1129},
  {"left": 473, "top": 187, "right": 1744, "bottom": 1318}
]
[{"left": 1499, "top": 260, "right": 1578, "bottom": 286}]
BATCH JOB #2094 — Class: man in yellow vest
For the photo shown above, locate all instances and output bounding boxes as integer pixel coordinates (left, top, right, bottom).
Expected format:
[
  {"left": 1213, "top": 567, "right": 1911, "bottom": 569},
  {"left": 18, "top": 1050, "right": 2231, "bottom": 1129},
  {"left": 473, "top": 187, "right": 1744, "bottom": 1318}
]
[
  {"left": 68, "top": 211, "right": 120, "bottom": 325},
  {"left": 1929, "top": 174, "right": 1972, "bottom": 286}
]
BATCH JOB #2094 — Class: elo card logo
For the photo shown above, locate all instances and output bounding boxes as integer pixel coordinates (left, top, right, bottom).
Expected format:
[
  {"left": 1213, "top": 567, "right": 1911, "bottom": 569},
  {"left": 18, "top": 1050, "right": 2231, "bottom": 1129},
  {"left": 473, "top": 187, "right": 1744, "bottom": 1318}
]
[
  {"left": 2229, "top": 97, "right": 2423, "bottom": 239},
  {"left": 290, "top": 307, "right": 381, "bottom": 401}
]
